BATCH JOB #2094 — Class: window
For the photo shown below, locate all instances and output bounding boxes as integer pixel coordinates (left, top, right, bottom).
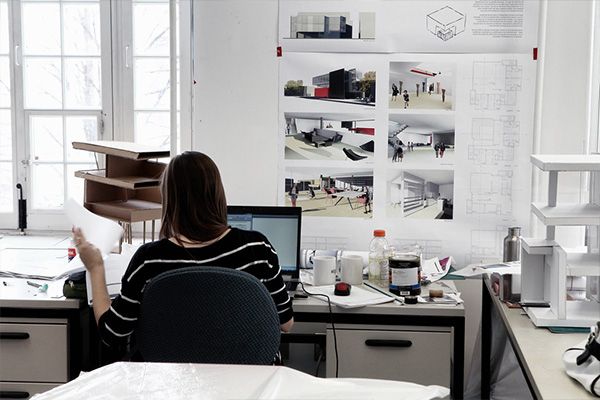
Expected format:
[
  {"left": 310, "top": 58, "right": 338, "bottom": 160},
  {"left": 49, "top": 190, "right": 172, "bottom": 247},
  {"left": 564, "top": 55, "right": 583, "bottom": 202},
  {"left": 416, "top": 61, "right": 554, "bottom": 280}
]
[
  {"left": 20, "top": 0, "right": 105, "bottom": 210},
  {"left": 0, "top": 0, "right": 12, "bottom": 215},
  {"left": 0, "top": 0, "right": 189, "bottom": 229}
]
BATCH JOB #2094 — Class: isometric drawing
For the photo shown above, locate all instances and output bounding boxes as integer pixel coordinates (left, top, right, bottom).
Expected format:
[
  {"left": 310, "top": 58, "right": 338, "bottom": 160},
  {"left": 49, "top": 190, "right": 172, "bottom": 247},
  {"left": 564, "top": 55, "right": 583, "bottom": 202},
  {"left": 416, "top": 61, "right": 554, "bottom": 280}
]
[
  {"left": 387, "top": 169, "right": 454, "bottom": 219},
  {"left": 389, "top": 62, "right": 454, "bottom": 110},
  {"left": 470, "top": 60, "right": 522, "bottom": 110},
  {"left": 388, "top": 114, "right": 455, "bottom": 166},
  {"left": 426, "top": 6, "right": 466, "bottom": 42},
  {"left": 285, "top": 168, "right": 373, "bottom": 218},
  {"left": 284, "top": 112, "right": 374, "bottom": 162},
  {"left": 285, "top": 67, "right": 376, "bottom": 106},
  {"left": 289, "top": 12, "right": 376, "bottom": 40}
]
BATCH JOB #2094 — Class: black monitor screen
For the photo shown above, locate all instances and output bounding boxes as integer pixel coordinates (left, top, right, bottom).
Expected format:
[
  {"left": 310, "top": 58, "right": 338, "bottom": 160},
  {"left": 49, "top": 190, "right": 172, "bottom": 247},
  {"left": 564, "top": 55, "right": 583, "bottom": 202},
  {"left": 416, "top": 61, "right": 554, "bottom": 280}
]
[{"left": 227, "top": 206, "right": 301, "bottom": 276}]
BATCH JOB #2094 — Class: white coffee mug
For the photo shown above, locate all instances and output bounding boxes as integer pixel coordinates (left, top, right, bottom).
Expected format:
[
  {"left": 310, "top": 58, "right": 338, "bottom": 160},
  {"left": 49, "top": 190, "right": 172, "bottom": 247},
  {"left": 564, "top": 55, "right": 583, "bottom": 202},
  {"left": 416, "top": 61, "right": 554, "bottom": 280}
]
[
  {"left": 341, "top": 254, "right": 364, "bottom": 285},
  {"left": 313, "top": 255, "right": 337, "bottom": 286}
]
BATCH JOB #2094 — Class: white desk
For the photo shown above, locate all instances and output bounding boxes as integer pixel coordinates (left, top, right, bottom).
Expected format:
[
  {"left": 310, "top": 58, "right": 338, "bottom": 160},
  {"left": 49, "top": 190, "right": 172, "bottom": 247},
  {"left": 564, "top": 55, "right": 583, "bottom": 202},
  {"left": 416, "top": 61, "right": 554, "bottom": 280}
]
[
  {"left": 482, "top": 276, "right": 594, "bottom": 399},
  {"left": 31, "top": 362, "right": 449, "bottom": 400},
  {"left": 291, "top": 282, "right": 465, "bottom": 399},
  {"left": 0, "top": 278, "right": 92, "bottom": 399}
]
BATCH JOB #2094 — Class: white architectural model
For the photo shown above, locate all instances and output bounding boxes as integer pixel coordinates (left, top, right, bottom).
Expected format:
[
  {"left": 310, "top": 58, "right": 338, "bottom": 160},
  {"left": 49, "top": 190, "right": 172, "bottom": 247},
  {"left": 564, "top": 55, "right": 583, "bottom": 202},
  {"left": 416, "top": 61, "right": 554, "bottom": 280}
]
[
  {"left": 426, "top": 6, "right": 466, "bottom": 42},
  {"left": 521, "top": 155, "right": 600, "bottom": 327}
]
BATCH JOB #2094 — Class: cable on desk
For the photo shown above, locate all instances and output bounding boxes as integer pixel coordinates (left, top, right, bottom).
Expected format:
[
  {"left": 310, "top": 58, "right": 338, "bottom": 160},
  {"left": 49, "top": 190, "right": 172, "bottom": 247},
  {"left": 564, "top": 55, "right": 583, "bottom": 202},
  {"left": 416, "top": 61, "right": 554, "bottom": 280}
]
[{"left": 298, "top": 282, "right": 339, "bottom": 378}]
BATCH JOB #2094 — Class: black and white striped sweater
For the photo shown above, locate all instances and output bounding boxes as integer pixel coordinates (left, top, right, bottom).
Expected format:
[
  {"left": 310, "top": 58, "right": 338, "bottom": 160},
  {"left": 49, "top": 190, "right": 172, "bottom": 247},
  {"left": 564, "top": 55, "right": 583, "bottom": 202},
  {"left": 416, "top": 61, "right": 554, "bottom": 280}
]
[{"left": 97, "top": 228, "right": 293, "bottom": 347}]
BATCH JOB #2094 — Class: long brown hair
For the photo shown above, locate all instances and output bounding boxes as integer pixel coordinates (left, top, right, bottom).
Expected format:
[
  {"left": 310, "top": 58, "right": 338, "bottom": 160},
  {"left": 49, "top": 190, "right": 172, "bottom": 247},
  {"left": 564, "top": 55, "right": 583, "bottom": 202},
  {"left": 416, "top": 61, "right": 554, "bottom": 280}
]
[{"left": 159, "top": 151, "right": 228, "bottom": 242}]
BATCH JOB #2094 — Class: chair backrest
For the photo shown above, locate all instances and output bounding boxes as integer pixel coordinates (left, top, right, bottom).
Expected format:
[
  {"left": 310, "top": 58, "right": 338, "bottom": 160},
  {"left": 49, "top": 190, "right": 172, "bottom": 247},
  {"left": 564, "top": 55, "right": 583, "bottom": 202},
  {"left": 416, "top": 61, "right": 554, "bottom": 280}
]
[{"left": 136, "top": 266, "right": 281, "bottom": 365}]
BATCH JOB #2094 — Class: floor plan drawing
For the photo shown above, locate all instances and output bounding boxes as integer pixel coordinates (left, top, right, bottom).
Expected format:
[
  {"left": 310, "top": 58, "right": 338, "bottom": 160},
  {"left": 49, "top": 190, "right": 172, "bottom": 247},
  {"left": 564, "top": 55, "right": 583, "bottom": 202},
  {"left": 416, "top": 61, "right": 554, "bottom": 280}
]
[
  {"left": 467, "top": 170, "right": 514, "bottom": 216},
  {"left": 467, "top": 226, "right": 507, "bottom": 264},
  {"left": 468, "top": 116, "right": 520, "bottom": 165},
  {"left": 470, "top": 60, "right": 522, "bottom": 110}
]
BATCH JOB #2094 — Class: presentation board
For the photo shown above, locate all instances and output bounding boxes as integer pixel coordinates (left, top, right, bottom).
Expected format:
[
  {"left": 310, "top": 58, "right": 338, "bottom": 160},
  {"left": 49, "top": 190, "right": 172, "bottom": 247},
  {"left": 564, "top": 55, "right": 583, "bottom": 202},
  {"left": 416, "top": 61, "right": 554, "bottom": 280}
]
[{"left": 277, "top": 0, "right": 539, "bottom": 265}]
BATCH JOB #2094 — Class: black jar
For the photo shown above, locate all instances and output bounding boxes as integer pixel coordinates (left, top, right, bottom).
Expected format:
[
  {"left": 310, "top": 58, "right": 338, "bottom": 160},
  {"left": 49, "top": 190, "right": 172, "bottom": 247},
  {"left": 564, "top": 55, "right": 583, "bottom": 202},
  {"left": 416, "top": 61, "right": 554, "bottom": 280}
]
[{"left": 389, "top": 254, "right": 421, "bottom": 296}]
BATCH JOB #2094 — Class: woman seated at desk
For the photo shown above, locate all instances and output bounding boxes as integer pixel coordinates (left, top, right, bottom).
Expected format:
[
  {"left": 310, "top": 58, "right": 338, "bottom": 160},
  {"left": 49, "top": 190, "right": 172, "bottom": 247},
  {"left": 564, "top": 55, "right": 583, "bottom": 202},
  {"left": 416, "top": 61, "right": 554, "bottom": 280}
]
[{"left": 74, "top": 151, "right": 294, "bottom": 356}]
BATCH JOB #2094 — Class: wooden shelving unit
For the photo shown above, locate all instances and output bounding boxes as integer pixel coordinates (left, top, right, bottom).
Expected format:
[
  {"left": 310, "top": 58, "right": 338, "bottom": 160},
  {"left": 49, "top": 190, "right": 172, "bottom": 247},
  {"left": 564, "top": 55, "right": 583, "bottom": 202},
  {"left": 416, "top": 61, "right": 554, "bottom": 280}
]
[
  {"left": 72, "top": 141, "right": 169, "bottom": 243},
  {"left": 521, "top": 154, "right": 600, "bottom": 327}
]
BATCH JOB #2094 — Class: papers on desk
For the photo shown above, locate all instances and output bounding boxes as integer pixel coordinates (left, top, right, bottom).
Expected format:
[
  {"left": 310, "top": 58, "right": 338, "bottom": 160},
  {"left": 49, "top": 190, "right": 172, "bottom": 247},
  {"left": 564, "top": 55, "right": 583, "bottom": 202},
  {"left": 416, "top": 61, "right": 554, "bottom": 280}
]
[
  {"left": 306, "top": 284, "right": 394, "bottom": 308},
  {"left": 0, "top": 248, "right": 85, "bottom": 280},
  {"left": 421, "top": 256, "right": 452, "bottom": 283},
  {"left": 451, "top": 261, "right": 521, "bottom": 278}
]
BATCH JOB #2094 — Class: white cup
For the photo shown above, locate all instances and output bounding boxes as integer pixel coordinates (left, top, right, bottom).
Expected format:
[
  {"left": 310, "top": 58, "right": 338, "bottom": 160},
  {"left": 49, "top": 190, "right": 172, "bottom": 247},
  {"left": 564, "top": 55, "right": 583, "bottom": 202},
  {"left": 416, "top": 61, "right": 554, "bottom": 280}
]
[
  {"left": 313, "top": 255, "right": 337, "bottom": 286},
  {"left": 341, "top": 254, "right": 364, "bottom": 285}
]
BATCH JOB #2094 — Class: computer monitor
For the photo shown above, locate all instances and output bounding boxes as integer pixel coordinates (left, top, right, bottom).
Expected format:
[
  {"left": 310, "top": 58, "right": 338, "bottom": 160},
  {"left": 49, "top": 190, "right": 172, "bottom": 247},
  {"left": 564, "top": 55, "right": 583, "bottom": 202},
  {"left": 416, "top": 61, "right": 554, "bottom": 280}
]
[{"left": 227, "top": 206, "right": 301, "bottom": 281}]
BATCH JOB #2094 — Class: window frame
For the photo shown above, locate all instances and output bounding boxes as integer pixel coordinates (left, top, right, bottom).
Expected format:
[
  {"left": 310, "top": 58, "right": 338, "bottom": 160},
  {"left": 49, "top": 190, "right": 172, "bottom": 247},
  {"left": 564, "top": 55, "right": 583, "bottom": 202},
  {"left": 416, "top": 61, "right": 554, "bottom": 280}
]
[{"left": 0, "top": 0, "right": 191, "bottom": 230}]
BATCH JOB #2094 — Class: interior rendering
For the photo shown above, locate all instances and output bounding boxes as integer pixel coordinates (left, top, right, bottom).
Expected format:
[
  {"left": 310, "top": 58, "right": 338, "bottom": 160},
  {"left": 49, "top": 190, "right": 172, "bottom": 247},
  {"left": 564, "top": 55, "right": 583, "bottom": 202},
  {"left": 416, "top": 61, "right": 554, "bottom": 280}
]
[
  {"left": 389, "top": 62, "right": 454, "bottom": 110},
  {"left": 388, "top": 114, "right": 455, "bottom": 165},
  {"left": 387, "top": 169, "right": 454, "bottom": 219},
  {"left": 284, "top": 169, "right": 373, "bottom": 218},
  {"left": 284, "top": 112, "right": 375, "bottom": 161}
]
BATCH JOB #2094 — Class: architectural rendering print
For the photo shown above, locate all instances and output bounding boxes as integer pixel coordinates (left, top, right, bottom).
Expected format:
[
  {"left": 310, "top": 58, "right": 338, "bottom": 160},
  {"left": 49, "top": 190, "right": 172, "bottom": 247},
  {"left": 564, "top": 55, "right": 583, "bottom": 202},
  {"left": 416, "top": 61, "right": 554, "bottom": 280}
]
[
  {"left": 289, "top": 12, "right": 375, "bottom": 39},
  {"left": 387, "top": 169, "right": 454, "bottom": 219},
  {"left": 426, "top": 6, "right": 466, "bottom": 42},
  {"left": 285, "top": 169, "right": 373, "bottom": 218},
  {"left": 285, "top": 68, "right": 376, "bottom": 106},
  {"left": 389, "top": 62, "right": 454, "bottom": 110},
  {"left": 388, "top": 114, "right": 455, "bottom": 166},
  {"left": 284, "top": 112, "right": 375, "bottom": 162}
]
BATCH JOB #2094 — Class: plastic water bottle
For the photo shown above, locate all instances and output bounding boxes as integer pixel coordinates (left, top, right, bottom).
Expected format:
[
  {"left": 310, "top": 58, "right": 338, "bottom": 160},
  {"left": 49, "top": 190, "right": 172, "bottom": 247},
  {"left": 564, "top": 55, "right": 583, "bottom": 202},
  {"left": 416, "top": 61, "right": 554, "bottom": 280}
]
[{"left": 368, "top": 230, "right": 390, "bottom": 288}]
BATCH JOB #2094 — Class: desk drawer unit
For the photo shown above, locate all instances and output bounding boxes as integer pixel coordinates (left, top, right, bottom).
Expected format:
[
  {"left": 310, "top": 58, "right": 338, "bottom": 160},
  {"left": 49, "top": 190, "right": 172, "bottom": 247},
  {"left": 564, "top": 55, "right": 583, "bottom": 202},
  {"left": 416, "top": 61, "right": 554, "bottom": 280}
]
[
  {"left": 326, "top": 327, "right": 451, "bottom": 386},
  {"left": 0, "top": 322, "right": 68, "bottom": 383},
  {"left": 0, "top": 382, "right": 59, "bottom": 399}
]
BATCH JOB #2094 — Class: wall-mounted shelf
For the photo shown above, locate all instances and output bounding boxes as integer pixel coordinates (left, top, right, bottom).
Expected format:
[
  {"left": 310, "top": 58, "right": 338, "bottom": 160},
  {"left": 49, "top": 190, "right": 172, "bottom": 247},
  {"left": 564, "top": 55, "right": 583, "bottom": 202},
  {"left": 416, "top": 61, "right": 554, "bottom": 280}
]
[{"left": 522, "top": 154, "right": 600, "bottom": 327}]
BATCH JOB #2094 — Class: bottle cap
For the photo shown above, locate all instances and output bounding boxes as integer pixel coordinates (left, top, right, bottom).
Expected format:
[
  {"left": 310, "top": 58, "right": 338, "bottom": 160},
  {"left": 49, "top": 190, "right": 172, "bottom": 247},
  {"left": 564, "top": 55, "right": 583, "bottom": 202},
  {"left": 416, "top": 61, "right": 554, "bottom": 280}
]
[{"left": 373, "top": 229, "right": 386, "bottom": 237}]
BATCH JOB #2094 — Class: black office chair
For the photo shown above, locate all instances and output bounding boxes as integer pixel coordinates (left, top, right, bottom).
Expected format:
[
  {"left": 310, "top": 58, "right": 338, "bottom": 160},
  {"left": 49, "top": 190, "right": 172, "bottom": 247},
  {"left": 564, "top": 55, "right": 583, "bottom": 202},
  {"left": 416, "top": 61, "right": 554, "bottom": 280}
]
[{"left": 136, "top": 266, "right": 281, "bottom": 365}]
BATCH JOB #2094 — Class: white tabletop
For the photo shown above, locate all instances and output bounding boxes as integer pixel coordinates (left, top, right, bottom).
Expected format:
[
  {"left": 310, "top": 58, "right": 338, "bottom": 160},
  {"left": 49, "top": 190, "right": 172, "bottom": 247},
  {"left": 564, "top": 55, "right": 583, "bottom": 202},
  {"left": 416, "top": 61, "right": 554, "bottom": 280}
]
[
  {"left": 31, "top": 362, "right": 449, "bottom": 400},
  {"left": 334, "top": 191, "right": 366, "bottom": 199},
  {"left": 494, "top": 295, "right": 594, "bottom": 399}
]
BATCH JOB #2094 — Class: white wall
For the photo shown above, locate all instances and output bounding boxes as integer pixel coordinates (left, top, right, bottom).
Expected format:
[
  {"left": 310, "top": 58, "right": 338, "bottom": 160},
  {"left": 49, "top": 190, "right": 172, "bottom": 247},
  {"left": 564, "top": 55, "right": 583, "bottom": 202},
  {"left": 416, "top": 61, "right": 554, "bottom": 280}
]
[
  {"left": 191, "top": 0, "right": 597, "bottom": 389},
  {"left": 439, "top": 183, "right": 454, "bottom": 201},
  {"left": 193, "top": 0, "right": 279, "bottom": 206},
  {"left": 533, "top": 0, "right": 596, "bottom": 245}
]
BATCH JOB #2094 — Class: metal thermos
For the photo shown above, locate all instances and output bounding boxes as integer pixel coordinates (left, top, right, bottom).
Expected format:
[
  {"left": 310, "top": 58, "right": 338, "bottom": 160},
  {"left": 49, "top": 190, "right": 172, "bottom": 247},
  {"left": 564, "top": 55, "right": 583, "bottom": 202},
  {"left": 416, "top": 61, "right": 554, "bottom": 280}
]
[{"left": 503, "top": 227, "right": 521, "bottom": 262}]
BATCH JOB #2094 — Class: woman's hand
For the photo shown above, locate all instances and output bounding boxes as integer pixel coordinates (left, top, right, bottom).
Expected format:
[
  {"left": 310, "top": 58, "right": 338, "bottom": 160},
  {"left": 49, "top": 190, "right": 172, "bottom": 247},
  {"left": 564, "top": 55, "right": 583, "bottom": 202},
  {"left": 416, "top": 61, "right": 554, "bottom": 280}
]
[{"left": 72, "top": 227, "right": 104, "bottom": 273}]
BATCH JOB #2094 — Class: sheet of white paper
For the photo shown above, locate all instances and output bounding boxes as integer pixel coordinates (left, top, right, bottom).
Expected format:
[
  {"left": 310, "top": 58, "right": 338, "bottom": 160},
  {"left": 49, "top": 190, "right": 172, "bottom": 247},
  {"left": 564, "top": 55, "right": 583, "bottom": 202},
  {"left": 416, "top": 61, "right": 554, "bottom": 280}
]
[
  {"left": 306, "top": 284, "right": 394, "bottom": 309},
  {"left": 451, "top": 262, "right": 521, "bottom": 278},
  {"left": 422, "top": 257, "right": 450, "bottom": 283},
  {"left": 64, "top": 197, "right": 122, "bottom": 256}
]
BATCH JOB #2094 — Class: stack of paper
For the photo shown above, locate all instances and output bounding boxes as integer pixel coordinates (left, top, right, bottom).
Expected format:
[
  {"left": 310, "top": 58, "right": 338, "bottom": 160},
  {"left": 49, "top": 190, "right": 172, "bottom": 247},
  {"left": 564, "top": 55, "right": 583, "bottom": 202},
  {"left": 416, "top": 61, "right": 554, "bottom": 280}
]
[{"left": 304, "top": 284, "right": 394, "bottom": 308}]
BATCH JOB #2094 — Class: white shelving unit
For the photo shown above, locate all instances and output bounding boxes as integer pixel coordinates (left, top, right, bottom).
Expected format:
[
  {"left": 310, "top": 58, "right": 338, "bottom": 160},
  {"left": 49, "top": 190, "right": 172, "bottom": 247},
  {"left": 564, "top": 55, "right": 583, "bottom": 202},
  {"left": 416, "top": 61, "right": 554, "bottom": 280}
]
[{"left": 521, "top": 154, "right": 600, "bottom": 327}]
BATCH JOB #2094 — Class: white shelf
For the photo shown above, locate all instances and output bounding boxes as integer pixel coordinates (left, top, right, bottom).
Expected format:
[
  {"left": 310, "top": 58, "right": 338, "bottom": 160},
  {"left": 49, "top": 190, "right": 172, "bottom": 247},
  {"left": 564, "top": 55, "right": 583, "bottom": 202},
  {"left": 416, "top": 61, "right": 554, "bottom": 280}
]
[
  {"left": 531, "top": 154, "right": 600, "bottom": 171},
  {"left": 521, "top": 237, "right": 556, "bottom": 255},
  {"left": 525, "top": 301, "right": 600, "bottom": 327},
  {"left": 566, "top": 253, "right": 600, "bottom": 276},
  {"left": 531, "top": 203, "right": 600, "bottom": 226}
]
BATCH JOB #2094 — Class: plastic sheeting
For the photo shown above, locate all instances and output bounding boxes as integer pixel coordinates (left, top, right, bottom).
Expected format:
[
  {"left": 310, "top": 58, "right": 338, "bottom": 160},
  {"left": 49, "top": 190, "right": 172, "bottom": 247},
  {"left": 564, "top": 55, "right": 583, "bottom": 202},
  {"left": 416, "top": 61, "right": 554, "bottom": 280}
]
[
  {"left": 32, "top": 362, "right": 449, "bottom": 400},
  {"left": 563, "top": 337, "right": 600, "bottom": 397}
]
